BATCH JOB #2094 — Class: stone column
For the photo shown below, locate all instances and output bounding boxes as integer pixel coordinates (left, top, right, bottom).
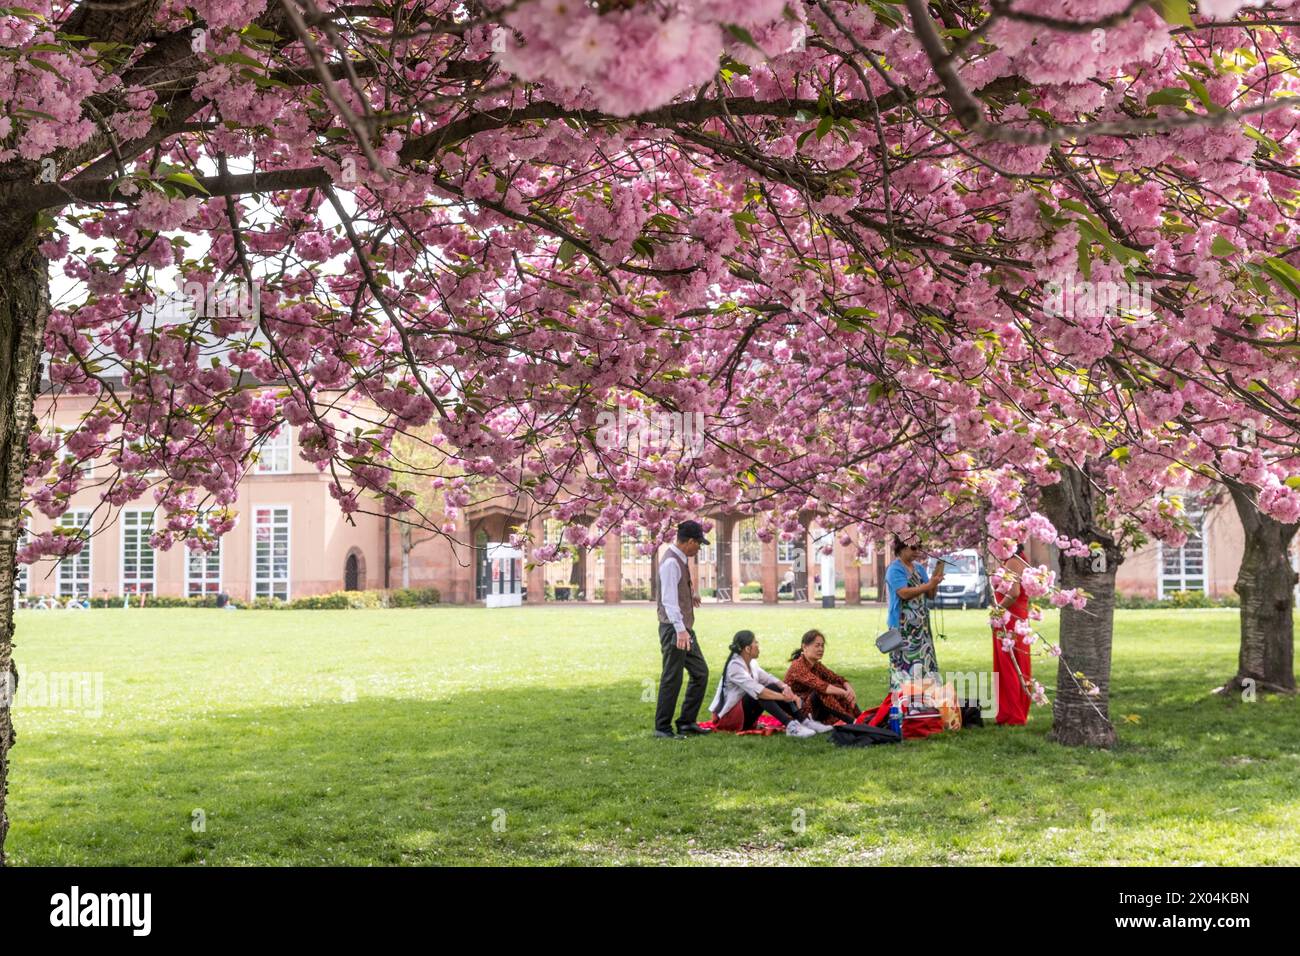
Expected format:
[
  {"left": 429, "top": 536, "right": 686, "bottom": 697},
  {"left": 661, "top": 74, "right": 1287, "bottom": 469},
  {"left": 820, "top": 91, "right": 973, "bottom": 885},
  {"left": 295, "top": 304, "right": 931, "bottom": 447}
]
[
  {"left": 789, "top": 511, "right": 821, "bottom": 603},
  {"left": 453, "top": 516, "right": 475, "bottom": 604},
  {"left": 526, "top": 515, "right": 546, "bottom": 604},
  {"left": 761, "top": 537, "right": 778, "bottom": 604},
  {"left": 845, "top": 534, "right": 862, "bottom": 605},
  {"left": 875, "top": 541, "right": 888, "bottom": 602},
  {"left": 714, "top": 513, "right": 737, "bottom": 602},
  {"left": 603, "top": 531, "right": 622, "bottom": 603}
]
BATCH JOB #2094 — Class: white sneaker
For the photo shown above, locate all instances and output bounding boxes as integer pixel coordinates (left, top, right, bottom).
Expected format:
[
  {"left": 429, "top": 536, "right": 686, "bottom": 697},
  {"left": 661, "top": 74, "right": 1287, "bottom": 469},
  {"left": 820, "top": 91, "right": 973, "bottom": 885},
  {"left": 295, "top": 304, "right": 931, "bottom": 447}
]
[
  {"left": 785, "top": 720, "right": 816, "bottom": 738},
  {"left": 803, "top": 719, "right": 834, "bottom": 734}
]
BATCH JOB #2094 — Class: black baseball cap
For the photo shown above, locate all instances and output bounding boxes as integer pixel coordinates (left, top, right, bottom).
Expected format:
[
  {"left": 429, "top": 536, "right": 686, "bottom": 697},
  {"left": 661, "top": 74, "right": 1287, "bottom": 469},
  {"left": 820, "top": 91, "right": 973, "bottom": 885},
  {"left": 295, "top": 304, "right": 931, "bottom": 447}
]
[{"left": 677, "top": 520, "right": 710, "bottom": 545}]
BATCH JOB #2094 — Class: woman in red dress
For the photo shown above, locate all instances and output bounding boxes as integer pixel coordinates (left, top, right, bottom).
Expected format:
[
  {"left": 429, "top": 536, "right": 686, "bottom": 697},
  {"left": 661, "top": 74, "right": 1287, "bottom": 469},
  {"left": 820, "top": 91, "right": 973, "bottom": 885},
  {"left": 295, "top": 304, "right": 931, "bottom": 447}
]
[{"left": 991, "top": 545, "right": 1032, "bottom": 725}]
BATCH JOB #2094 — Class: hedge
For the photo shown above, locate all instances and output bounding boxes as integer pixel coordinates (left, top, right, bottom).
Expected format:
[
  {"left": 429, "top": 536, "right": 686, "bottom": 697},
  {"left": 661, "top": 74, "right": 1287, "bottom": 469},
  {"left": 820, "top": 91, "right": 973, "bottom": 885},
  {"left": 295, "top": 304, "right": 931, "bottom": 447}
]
[
  {"left": 283, "top": 587, "right": 441, "bottom": 609},
  {"left": 23, "top": 587, "right": 440, "bottom": 611},
  {"left": 1113, "top": 591, "right": 1240, "bottom": 610}
]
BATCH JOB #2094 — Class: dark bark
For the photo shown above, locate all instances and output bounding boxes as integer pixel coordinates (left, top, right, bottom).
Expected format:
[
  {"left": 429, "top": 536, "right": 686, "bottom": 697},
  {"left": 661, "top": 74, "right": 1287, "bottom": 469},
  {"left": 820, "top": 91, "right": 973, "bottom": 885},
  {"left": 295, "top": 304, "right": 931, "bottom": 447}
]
[
  {"left": 568, "top": 545, "right": 587, "bottom": 599},
  {"left": 1225, "top": 481, "right": 1298, "bottom": 695},
  {"left": 0, "top": 227, "right": 50, "bottom": 865},
  {"left": 1039, "top": 464, "right": 1120, "bottom": 748}
]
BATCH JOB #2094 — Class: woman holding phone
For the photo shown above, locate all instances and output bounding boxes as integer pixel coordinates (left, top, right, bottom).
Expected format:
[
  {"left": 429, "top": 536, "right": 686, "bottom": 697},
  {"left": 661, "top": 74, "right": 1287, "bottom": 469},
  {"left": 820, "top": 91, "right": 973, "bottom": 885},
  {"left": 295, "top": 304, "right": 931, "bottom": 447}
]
[{"left": 884, "top": 537, "right": 944, "bottom": 682}]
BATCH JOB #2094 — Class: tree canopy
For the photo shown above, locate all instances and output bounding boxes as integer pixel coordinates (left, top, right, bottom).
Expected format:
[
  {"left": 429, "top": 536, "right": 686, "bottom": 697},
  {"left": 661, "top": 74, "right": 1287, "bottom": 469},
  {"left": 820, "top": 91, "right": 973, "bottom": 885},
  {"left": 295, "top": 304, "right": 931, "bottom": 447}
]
[{"left": 7, "top": 1, "right": 1300, "bottom": 762}]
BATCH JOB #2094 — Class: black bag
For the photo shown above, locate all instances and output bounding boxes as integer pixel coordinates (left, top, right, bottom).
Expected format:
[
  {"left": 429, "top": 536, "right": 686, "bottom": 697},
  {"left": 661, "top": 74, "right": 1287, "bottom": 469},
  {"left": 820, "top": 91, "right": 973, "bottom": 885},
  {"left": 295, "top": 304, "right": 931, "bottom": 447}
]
[
  {"left": 829, "top": 723, "right": 901, "bottom": 747},
  {"left": 960, "top": 706, "right": 984, "bottom": 728}
]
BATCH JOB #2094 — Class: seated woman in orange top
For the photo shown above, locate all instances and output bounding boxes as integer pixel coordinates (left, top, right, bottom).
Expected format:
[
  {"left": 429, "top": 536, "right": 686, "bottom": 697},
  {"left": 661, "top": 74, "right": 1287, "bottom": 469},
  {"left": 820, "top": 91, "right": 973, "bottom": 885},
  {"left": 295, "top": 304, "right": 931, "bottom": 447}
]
[{"left": 784, "top": 629, "right": 861, "bottom": 725}]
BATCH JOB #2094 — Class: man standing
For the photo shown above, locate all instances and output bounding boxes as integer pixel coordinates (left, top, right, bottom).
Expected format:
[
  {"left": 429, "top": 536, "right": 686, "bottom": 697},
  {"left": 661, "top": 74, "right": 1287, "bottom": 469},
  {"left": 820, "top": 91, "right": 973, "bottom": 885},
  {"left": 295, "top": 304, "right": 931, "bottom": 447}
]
[{"left": 654, "top": 520, "right": 712, "bottom": 738}]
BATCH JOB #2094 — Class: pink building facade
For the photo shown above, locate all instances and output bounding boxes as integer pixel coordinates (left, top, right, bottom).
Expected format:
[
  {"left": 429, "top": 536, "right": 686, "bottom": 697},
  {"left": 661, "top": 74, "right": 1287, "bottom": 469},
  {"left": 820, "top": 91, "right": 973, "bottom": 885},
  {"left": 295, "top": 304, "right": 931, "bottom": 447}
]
[
  {"left": 20, "top": 392, "right": 386, "bottom": 604},
  {"left": 16, "top": 392, "right": 1264, "bottom": 605}
]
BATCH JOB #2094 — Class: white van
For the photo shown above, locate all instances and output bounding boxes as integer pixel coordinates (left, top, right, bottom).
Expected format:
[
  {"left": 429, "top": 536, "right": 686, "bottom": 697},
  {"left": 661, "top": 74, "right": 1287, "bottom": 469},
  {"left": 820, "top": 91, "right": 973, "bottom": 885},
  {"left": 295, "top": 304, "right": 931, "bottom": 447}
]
[{"left": 927, "top": 549, "right": 990, "bottom": 609}]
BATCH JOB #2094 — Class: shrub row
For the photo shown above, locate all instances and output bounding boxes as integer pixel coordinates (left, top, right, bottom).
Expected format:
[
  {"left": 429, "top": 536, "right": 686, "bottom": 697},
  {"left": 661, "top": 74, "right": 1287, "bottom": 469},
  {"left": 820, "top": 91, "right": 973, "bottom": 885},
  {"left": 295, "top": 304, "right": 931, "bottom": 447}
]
[
  {"left": 253, "top": 587, "right": 441, "bottom": 610},
  {"left": 24, "top": 587, "right": 440, "bottom": 611},
  {"left": 1113, "top": 591, "right": 1240, "bottom": 609}
]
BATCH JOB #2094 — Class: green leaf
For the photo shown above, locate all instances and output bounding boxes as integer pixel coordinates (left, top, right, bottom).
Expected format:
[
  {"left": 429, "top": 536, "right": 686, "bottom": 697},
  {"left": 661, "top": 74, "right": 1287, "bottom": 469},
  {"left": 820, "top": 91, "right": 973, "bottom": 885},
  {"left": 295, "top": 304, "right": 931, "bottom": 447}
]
[
  {"left": 1076, "top": 218, "right": 1147, "bottom": 266},
  {"left": 240, "top": 23, "right": 281, "bottom": 43},
  {"left": 722, "top": 23, "right": 763, "bottom": 54},
  {"left": 212, "top": 51, "right": 266, "bottom": 70},
  {"left": 164, "top": 171, "right": 210, "bottom": 195},
  {"left": 1243, "top": 124, "right": 1282, "bottom": 156},
  {"left": 1146, "top": 87, "right": 1191, "bottom": 107},
  {"left": 1179, "top": 73, "right": 1220, "bottom": 113},
  {"left": 1155, "top": 0, "right": 1192, "bottom": 28},
  {"left": 1260, "top": 256, "right": 1300, "bottom": 298},
  {"left": 1210, "top": 235, "right": 1239, "bottom": 258}
]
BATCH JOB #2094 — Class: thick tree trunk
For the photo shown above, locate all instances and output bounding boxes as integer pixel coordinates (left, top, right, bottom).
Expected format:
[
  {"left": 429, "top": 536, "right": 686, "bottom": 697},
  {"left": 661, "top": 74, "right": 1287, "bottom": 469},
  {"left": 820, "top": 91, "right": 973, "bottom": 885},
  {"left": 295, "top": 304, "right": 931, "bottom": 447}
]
[
  {"left": 1040, "top": 464, "right": 1120, "bottom": 748},
  {"left": 568, "top": 544, "right": 586, "bottom": 599},
  {"left": 0, "top": 228, "right": 50, "bottom": 865},
  {"left": 1224, "top": 481, "right": 1298, "bottom": 695}
]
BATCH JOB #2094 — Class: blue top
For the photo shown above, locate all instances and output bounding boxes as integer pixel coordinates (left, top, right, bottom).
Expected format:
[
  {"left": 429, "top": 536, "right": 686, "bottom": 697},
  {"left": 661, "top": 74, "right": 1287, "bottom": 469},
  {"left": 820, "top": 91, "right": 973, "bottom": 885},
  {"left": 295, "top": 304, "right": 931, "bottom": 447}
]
[{"left": 885, "top": 558, "right": 929, "bottom": 629}]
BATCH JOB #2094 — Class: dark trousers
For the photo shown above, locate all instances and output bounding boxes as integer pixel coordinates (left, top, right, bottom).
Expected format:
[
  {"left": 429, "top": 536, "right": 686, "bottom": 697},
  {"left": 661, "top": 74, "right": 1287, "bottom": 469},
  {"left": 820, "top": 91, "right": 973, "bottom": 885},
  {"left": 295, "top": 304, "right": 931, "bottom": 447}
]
[
  {"left": 656, "top": 622, "right": 708, "bottom": 733},
  {"left": 741, "top": 693, "right": 800, "bottom": 729}
]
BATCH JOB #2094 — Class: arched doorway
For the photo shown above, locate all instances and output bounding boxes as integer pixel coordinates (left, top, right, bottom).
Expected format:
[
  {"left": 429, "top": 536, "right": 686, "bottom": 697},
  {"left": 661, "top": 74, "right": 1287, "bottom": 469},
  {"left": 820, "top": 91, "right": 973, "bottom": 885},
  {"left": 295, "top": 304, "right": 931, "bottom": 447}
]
[{"left": 344, "top": 549, "right": 365, "bottom": 591}]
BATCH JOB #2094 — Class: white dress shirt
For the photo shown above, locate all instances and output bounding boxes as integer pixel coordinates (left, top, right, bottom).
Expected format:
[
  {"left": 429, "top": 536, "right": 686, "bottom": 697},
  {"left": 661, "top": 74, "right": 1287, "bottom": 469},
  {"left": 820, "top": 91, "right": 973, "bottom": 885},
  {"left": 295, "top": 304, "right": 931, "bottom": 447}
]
[
  {"left": 709, "top": 655, "right": 784, "bottom": 718},
  {"left": 658, "top": 544, "right": 689, "bottom": 631}
]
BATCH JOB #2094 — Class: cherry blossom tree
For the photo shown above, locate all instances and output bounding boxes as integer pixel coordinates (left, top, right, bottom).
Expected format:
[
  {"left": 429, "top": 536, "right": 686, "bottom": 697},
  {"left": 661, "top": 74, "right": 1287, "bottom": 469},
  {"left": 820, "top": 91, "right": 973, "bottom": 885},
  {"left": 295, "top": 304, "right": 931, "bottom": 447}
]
[{"left": 6, "top": 0, "right": 1300, "bottom": 864}]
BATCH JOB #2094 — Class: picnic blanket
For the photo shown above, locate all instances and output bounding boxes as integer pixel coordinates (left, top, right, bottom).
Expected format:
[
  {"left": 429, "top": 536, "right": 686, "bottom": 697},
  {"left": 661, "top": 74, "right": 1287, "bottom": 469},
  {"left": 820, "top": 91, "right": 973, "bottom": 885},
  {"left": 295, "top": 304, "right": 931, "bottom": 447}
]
[
  {"left": 699, "top": 714, "right": 848, "bottom": 736},
  {"left": 699, "top": 713, "right": 787, "bottom": 735}
]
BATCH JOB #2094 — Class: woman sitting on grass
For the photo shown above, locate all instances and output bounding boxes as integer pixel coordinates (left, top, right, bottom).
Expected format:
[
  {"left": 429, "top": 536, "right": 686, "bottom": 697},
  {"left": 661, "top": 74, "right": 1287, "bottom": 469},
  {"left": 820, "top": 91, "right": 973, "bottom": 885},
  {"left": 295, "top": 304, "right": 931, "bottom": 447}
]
[
  {"left": 708, "top": 630, "right": 829, "bottom": 737},
  {"left": 784, "top": 629, "right": 861, "bottom": 726}
]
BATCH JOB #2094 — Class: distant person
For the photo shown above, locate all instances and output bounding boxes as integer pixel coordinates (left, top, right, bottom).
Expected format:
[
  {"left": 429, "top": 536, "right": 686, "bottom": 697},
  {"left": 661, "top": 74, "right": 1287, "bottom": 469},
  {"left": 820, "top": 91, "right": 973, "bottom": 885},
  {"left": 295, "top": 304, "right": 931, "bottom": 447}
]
[
  {"left": 784, "top": 629, "right": 861, "bottom": 725},
  {"left": 991, "top": 544, "right": 1032, "bottom": 725},
  {"left": 654, "top": 520, "right": 712, "bottom": 739},
  {"left": 885, "top": 537, "right": 943, "bottom": 683},
  {"left": 709, "top": 630, "right": 827, "bottom": 736}
]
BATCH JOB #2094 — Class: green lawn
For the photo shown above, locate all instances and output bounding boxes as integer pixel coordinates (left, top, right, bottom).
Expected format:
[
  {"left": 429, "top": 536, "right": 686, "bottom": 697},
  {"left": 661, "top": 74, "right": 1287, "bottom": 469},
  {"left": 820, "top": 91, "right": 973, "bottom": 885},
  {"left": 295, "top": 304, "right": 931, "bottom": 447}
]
[{"left": 6, "top": 605, "right": 1299, "bottom": 865}]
